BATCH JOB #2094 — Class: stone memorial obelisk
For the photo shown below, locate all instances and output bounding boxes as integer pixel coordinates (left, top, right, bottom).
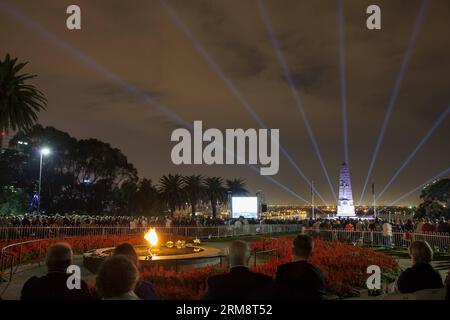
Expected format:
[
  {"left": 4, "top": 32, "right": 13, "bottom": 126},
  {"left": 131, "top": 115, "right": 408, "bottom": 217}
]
[{"left": 337, "top": 162, "right": 356, "bottom": 217}]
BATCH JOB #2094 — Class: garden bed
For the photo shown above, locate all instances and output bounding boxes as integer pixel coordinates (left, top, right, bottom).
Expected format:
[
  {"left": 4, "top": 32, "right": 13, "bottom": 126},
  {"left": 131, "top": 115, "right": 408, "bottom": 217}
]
[{"left": 141, "top": 237, "right": 400, "bottom": 299}]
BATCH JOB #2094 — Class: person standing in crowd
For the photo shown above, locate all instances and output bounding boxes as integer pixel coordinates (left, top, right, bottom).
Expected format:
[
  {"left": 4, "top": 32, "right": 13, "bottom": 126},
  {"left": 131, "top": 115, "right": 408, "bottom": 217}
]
[
  {"left": 165, "top": 216, "right": 172, "bottom": 228},
  {"left": 437, "top": 218, "right": 450, "bottom": 234},
  {"left": 396, "top": 240, "right": 443, "bottom": 293},
  {"left": 404, "top": 219, "right": 414, "bottom": 232},
  {"left": 355, "top": 219, "right": 364, "bottom": 232},
  {"left": 415, "top": 218, "right": 425, "bottom": 233},
  {"left": 382, "top": 220, "right": 393, "bottom": 247},
  {"left": 403, "top": 219, "right": 414, "bottom": 243},
  {"left": 368, "top": 219, "right": 376, "bottom": 232},
  {"left": 422, "top": 219, "right": 435, "bottom": 233},
  {"left": 21, "top": 243, "right": 92, "bottom": 300},
  {"left": 344, "top": 221, "right": 354, "bottom": 231},
  {"left": 275, "top": 235, "right": 326, "bottom": 300},
  {"left": 203, "top": 241, "right": 273, "bottom": 300}
]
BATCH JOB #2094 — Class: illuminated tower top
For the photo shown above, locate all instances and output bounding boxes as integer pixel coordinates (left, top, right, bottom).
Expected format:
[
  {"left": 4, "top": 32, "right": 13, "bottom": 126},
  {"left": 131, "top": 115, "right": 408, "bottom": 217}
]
[{"left": 337, "top": 162, "right": 356, "bottom": 217}]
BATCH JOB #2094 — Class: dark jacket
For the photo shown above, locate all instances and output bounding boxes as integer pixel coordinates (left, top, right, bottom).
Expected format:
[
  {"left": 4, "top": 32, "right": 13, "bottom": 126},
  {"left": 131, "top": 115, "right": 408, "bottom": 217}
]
[
  {"left": 21, "top": 272, "right": 92, "bottom": 300},
  {"left": 90, "top": 279, "right": 159, "bottom": 300},
  {"left": 203, "top": 266, "right": 274, "bottom": 300},
  {"left": 397, "top": 263, "right": 443, "bottom": 293},
  {"left": 134, "top": 279, "right": 160, "bottom": 300},
  {"left": 275, "top": 260, "right": 326, "bottom": 300},
  {"left": 446, "top": 281, "right": 450, "bottom": 301}
]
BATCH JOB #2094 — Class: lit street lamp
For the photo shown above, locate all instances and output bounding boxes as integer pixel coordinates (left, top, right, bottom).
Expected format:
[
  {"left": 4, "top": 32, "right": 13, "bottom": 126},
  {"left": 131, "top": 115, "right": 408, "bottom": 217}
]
[{"left": 38, "top": 147, "right": 51, "bottom": 214}]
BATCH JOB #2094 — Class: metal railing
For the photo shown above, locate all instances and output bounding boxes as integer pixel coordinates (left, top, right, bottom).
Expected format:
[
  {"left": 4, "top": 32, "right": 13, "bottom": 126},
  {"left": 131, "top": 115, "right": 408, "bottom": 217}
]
[
  {"left": 0, "top": 224, "right": 301, "bottom": 242},
  {"left": 0, "top": 225, "right": 291, "bottom": 294},
  {"left": 0, "top": 225, "right": 299, "bottom": 274},
  {"left": 2, "top": 225, "right": 449, "bottom": 250},
  {"left": 2, "top": 226, "right": 449, "bottom": 283},
  {"left": 302, "top": 228, "right": 450, "bottom": 252}
]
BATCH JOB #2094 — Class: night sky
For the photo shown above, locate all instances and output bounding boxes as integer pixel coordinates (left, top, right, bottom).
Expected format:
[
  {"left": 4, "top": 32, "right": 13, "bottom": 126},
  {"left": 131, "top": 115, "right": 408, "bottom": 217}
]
[{"left": 1, "top": 0, "right": 449, "bottom": 206}]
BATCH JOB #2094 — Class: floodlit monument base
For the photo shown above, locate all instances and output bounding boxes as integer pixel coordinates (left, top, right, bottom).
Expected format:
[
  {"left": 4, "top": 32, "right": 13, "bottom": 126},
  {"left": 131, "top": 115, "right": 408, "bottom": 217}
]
[{"left": 337, "top": 200, "right": 356, "bottom": 217}]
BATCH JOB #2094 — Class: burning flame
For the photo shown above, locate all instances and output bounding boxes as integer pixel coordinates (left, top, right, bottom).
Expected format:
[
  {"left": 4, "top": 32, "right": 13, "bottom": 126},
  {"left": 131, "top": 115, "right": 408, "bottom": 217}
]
[{"left": 144, "top": 228, "right": 158, "bottom": 247}]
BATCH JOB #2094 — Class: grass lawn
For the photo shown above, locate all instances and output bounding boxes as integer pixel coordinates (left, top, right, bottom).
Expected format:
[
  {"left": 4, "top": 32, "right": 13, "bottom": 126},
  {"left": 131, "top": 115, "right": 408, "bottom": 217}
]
[{"left": 373, "top": 247, "right": 450, "bottom": 276}]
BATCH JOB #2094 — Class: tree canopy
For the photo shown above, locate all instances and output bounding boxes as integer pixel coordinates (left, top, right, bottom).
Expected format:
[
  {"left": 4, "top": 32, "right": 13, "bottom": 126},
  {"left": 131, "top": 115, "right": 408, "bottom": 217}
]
[
  {"left": 416, "top": 178, "right": 450, "bottom": 219},
  {"left": 0, "top": 54, "right": 46, "bottom": 132},
  {"left": 0, "top": 125, "right": 249, "bottom": 216}
]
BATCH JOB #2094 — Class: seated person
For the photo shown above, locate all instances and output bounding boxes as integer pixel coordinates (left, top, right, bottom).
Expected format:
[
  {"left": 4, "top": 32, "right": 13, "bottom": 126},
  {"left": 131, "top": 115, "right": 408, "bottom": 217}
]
[
  {"left": 397, "top": 240, "right": 443, "bottom": 293},
  {"left": 275, "top": 234, "right": 326, "bottom": 300},
  {"left": 96, "top": 255, "right": 140, "bottom": 300},
  {"left": 203, "top": 240, "right": 274, "bottom": 300},
  {"left": 113, "top": 243, "right": 160, "bottom": 300},
  {"left": 21, "top": 243, "right": 92, "bottom": 300}
]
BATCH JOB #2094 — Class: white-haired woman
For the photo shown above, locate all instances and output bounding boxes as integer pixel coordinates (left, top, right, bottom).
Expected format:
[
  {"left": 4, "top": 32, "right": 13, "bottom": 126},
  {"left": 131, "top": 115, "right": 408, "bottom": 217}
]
[{"left": 396, "top": 240, "right": 443, "bottom": 293}]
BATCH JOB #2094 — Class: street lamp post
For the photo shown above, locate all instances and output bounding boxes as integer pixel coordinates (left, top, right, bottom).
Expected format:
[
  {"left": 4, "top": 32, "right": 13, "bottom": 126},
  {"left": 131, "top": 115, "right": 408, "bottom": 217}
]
[{"left": 38, "top": 147, "right": 50, "bottom": 214}]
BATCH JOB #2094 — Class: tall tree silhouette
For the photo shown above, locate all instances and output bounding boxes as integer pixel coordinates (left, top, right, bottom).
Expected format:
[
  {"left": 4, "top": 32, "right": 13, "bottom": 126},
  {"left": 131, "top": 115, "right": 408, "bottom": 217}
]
[
  {"left": 226, "top": 178, "right": 249, "bottom": 196},
  {"left": 0, "top": 54, "right": 46, "bottom": 147},
  {"left": 183, "top": 175, "right": 205, "bottom": 217},
  {"left": 204, "top": 177, "right": 226, "bottom": 218},
  {"left": 158, "top": 174, "right": 185, "bottom": 216}
]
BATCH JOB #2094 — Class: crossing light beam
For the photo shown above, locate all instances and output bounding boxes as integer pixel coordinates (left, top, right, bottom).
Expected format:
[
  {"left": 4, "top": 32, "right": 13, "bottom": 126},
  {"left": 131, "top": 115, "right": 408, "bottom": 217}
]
[
  {"left": 389, "top": 167, "right": 450, "bottom": 206},
  {"left": 257, "top": 0, "right": 338, "bottom": 203},
  {"left": 160, "top": 0, "right": 328, "bottom": 205},
  {"left": 0, "top": 0, "right": 316, "bottom": 206},
  {"left": 337, "top": 0, "right": 350, "bottom": 164},
  {"left": 358, "top": 0, "right": 430, "bottom": 205},
  {"left": 377, "top": 106, "right": 450, "bottom": 202}
]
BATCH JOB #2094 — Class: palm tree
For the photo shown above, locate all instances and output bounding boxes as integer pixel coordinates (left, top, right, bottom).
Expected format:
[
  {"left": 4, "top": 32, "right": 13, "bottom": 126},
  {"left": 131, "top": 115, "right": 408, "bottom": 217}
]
[
  {"left": 226, "top": 178, "right": 249, "bottom": 196},
  {"left": 0, "top": 54, "right": 47, "bottom": 147},
  {"left": 157, "top": 174, "right": 185, "bottom": 216},
  {"left": 204, "top": 177, "right": 226, "bottom": 218},
  {"left": 183, "top": 175, "right": 205, "bottom": 217}
]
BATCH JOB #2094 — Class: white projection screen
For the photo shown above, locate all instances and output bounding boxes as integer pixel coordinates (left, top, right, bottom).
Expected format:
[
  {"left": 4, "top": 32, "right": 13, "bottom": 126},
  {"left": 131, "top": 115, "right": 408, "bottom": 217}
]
[{"left": 231, "top": 197, "right": 259, "bottom": 219}]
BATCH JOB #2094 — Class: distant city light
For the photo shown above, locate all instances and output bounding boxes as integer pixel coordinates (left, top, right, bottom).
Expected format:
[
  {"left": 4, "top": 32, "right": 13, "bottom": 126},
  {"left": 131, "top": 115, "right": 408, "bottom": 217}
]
[{"left": 40, "top": 147, "right": 51, "bottom": 156}]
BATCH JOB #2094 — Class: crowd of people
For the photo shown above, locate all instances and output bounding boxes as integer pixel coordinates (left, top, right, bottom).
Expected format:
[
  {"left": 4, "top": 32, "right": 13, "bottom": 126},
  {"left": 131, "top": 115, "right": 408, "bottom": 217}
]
[
  {"left": 1, "top": 214, "right": 450, "bottom": 240},
  {"left": 301, "top": 217, "right": 450, "bottom": 234},
  {"left": 0, "top": 213, "right": 449, "bottom": 251},
  {"left": 0, "top": 213, "right": 309, "bottom": 229},
  {"left": 0, "top": 214, "right": 229, "bottom": 228},
  {"left": 16, "top": 235, "right": 450, "bottom": 300},
  {"left": 0, "top": 214, "right": 143, "bottom": 228}
]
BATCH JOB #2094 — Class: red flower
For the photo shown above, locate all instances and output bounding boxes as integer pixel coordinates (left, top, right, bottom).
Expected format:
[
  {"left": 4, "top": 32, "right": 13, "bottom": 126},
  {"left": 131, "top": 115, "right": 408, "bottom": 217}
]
[{"left": 2, "top": 234, "right": 400, "bottom": 299}]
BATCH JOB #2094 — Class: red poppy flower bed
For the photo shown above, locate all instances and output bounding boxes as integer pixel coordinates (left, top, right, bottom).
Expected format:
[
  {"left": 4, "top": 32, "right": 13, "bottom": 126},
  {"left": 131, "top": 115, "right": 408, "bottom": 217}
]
[
  {"left": 1, "top": 235, "right": 400, "bottom": 299},
  {"left": 141, "top": 237, "right": 400, "bottom": 299},
  {"left": 250, "top": 237, "right": 400, "bottom": 297},
  {"left": 0, "top": 234, "right": 189, "bottom": 265}
]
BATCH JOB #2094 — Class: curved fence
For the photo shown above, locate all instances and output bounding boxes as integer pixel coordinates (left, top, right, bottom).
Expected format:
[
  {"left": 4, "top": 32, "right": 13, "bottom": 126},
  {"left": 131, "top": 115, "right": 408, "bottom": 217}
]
[
  {"left": 2, "top": 225, "right": 449, "bottom": 251},
  {"left": 1, "top": 226, "right": 449, "bottom": 284},
  {"left": 0, "top": 224, "right": 301, "bottom": 242},
  {"left": 302, "top": 228, "right": 450, "bottom": 252},
  {"left": 0, "top": 225, "right": 289, "bottom": 291},
  {"left": 0, "top": 225, "right": 298, "bottom": 271}
]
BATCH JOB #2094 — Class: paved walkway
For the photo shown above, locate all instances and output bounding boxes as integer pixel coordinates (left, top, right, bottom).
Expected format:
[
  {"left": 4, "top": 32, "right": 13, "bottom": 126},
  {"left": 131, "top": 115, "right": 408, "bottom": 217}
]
[{"left": 0, "top": 255, "right": 96, "bottom": 300}]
